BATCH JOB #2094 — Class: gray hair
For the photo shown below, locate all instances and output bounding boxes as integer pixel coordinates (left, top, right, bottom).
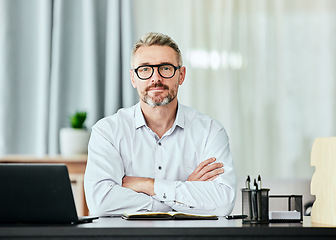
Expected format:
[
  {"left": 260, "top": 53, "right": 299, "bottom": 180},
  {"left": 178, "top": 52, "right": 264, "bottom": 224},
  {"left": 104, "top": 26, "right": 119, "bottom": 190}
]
[{"left": 131, "top": 32, "right": 183, "bottom": 67}]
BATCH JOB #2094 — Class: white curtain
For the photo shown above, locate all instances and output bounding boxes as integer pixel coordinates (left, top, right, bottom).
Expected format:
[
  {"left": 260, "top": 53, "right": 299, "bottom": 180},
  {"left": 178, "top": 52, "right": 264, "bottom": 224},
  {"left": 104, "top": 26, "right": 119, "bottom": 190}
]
[
  {"left": 0, "top": 0, "right": 137, "bottom": 155},
  {"left": 134, "top": 0, "right": 336, "bottom": 178}
]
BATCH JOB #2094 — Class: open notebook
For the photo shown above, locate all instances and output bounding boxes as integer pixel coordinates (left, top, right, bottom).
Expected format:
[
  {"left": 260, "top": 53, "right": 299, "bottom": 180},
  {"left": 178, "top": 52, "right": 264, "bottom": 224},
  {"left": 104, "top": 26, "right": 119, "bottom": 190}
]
[
  {"left": 0, "top": 163, "right": 98, "bottom": 224},
  {"left": 122, "top": 211, "right": 218, "bottom": 220}
]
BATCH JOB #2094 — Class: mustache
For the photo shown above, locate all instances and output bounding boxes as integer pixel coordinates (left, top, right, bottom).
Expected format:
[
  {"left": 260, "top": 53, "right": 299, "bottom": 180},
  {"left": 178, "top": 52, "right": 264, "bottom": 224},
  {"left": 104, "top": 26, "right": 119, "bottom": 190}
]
[{"left": 145, "top": 82, "right": 169, "bottom": 92}]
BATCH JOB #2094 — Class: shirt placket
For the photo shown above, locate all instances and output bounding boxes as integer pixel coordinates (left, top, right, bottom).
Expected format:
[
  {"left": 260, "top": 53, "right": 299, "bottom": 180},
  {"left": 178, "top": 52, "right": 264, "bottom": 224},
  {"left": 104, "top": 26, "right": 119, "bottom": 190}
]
[{"left": 155, "top": 136, "right": 164, "bottom": 179}]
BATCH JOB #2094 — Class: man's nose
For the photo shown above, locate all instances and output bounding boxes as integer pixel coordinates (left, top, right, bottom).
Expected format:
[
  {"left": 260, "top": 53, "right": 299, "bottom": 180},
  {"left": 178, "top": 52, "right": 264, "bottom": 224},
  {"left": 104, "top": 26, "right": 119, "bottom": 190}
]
[{"left": 150, "top": 67, "right": 163, "bottom": 82}]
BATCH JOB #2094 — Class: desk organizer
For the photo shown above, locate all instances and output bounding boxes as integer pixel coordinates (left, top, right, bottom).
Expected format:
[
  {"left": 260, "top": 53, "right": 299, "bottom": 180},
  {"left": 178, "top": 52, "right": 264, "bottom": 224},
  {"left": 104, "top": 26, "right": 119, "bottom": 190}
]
[
  {"left": 268, "top": 195, "right": 303, "bottom": 222},
  {"left": 242, "top": 188, "right": 270, "bottom": 224}
]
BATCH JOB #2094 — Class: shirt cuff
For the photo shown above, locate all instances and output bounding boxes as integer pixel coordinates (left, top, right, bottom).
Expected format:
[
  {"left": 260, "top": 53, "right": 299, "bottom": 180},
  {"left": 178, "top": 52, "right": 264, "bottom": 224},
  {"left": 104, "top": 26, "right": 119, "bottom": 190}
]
[
  {"left": 153, "top": 179, "right": 176, "bottom": 202},
  {"left": 150, "top": 197, "right": 173, "bottom": 212}
]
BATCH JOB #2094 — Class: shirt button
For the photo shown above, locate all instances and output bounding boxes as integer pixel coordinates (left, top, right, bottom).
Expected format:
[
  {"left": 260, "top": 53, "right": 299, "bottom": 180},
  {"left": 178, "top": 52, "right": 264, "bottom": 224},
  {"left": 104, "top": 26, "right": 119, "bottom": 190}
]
[
  {"left": 158, "top": 142, "right": 162, "bottom": 146},
  {"left": 158, "top": 166, "right": 162, "bottom": 170}
]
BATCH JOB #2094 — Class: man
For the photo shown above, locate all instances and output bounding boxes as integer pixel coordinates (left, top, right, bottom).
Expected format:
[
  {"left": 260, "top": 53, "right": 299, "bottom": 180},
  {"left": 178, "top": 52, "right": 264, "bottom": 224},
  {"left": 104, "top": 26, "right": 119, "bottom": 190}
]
[{"left": 84, "top": 32, "right": 236, "bottom": 216}]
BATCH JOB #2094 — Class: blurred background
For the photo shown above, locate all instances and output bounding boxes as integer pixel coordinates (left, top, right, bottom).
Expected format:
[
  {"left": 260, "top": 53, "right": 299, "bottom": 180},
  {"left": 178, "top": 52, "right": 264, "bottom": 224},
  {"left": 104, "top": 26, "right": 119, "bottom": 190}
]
[{"left": 1, "top": 0, "right": 335, "bottom": 180}]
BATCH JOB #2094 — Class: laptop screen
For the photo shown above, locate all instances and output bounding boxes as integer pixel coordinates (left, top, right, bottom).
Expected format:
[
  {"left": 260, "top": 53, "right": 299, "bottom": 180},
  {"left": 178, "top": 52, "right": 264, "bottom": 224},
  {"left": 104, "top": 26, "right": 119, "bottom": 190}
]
[{"left": 0, "top": 164, "right": 79, "bottom": 224}]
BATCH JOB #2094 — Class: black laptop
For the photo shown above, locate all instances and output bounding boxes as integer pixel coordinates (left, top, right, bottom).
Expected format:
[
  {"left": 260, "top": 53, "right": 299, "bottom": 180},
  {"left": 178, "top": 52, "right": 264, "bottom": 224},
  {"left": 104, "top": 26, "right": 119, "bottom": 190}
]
[{"left": 0, "top": 163, "right": 98, "bottom": 224}]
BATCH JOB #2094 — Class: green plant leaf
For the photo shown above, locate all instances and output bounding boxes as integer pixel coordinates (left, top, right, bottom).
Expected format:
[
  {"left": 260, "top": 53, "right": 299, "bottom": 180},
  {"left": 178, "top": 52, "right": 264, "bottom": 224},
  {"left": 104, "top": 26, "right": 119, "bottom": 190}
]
[{"left": 70, "top": 111, "right": 87, "bottom": 129}]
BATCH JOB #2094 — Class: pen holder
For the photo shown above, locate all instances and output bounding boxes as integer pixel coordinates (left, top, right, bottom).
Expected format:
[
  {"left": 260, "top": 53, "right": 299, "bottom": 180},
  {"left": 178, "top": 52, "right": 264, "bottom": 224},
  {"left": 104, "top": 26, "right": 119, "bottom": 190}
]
[{"left": 242, "top": 188, "right": 270, "bottom": 224}]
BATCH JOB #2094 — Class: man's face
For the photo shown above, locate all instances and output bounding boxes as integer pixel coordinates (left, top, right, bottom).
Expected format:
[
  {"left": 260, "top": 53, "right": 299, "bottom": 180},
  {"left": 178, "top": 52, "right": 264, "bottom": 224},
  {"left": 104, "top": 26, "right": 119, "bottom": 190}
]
[{"left": 130, "top": 45, "right": 186, "bottom": 107}]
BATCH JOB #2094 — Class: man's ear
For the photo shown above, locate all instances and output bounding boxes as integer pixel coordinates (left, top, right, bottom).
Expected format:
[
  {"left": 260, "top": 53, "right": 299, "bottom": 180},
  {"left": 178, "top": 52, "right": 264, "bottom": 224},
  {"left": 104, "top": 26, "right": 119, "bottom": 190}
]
[
  {"left": 130, "top": 70, "right": 137, "bottom": 88},
  {"left": 178, "top": 66, "right": 186, "bottom": 85}
]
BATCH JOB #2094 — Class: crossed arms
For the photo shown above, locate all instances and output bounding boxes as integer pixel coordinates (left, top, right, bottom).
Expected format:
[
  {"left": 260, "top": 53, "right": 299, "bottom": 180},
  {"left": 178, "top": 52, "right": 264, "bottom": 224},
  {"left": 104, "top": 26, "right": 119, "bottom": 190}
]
[{"left": 122, "top": 157, "right": 224, "bottom": 196}]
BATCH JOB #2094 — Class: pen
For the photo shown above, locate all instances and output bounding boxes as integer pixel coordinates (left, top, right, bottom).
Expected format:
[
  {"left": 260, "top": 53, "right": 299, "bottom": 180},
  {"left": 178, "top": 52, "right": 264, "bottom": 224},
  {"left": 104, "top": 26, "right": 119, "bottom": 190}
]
[
  {"left": 251, "top": 189, "right": 258, "bottom": 220},
  {"left": 246, "top": 175, "right": 252, "bottom": 220},
  {"left": 245, "top": 175, "right": 251, "bottom": 189},
  {"left": 258, "top": 175, "right": 262, "bottom": 189},
  {"left": 254, "top": 178, "right": 258, "bottom": 190},
  {"left": 225, "top": 215, "right": 248, "bottom": 220}
]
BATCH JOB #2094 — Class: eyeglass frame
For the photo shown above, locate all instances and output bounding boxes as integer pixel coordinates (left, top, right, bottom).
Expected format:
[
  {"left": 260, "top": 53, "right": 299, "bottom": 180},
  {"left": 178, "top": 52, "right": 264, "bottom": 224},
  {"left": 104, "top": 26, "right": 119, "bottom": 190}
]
[{"left": 132, "top": 63, "right": 181, "bottom": 80}]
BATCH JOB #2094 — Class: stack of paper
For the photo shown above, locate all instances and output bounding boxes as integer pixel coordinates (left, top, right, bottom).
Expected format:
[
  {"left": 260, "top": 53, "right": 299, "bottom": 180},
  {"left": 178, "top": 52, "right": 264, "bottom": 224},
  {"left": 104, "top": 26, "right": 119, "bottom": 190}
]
[{"left": 269, "top": 211, "right": 301, "bottom": 220}]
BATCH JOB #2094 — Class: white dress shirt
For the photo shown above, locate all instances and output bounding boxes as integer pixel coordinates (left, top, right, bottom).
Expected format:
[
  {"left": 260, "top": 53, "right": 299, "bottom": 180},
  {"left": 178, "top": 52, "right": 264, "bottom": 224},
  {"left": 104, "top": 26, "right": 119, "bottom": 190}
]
[{"left": 84, "top": 102, "right": 236, "bottom": 216}]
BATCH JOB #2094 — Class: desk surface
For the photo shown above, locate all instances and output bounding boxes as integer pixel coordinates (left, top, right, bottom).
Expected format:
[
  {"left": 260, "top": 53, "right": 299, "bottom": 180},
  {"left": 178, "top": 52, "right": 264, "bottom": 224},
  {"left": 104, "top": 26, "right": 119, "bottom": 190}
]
[{"left": 1, "top": 217, "right": 335, "bottom": 240}]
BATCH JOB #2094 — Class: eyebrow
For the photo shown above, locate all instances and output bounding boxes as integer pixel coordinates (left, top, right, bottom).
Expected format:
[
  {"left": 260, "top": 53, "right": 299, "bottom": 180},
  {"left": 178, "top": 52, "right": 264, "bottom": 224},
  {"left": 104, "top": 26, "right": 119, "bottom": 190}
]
[{"left": 137, "top": 62, "right": 175, "bottom": 66}]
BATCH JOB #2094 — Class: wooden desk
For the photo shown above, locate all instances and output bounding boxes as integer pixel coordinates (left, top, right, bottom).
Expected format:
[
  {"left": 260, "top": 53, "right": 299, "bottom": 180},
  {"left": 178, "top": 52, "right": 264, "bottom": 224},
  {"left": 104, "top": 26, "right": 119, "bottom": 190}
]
[
  {"left": 0, "top": 217, "right": 335, "bottom": 239},
  {"left": 0, "top": 154, "right": 89, "bottom": 216}
]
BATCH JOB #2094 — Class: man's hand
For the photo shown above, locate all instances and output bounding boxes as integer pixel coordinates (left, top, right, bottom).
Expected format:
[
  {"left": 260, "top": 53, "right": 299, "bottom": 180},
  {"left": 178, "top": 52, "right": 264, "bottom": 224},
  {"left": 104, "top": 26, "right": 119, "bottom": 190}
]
[
  {"left": 187, "top": 157, "right": 224, "bottom": 181},
  {"left": 122, "top": 176, "right": 155, "bottom": 196}
]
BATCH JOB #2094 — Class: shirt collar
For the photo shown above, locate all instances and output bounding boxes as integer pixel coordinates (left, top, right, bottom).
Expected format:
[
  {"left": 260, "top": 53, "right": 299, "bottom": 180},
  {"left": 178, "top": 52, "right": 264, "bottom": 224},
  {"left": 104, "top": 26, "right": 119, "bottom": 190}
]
[
  {"left": 135, "top": 102, "right": 147, "bottom": 129},
  {"left": 134, "top": 101, "right": 185, "bottom": 130},
  {"left": 175, "top": 102, "right": 185, "bottom": 129}
]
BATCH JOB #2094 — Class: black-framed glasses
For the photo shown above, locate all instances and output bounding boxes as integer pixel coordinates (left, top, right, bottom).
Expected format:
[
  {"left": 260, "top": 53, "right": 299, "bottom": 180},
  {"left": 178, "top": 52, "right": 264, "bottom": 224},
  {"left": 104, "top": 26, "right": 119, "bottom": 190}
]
[{"left": 133, "top": 64, "right": 181, "bottom": 80}]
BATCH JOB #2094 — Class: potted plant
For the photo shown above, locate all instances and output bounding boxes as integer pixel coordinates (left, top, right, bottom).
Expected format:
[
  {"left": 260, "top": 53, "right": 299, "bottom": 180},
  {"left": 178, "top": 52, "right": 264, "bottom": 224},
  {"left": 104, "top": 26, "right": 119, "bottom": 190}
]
[{"left": 59, "top": 111, "right": 91, "bottom": 156}]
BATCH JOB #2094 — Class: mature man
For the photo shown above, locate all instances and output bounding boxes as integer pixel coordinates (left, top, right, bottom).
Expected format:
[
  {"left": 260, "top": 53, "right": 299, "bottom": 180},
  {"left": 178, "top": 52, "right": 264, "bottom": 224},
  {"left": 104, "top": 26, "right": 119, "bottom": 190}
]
[{"left": 84, "top": 32, "right": 236, "bottom": 216}]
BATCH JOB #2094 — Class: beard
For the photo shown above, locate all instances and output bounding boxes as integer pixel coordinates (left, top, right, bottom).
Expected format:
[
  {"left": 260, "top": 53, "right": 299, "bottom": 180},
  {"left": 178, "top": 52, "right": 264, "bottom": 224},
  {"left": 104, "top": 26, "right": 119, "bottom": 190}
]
[{"left": 140, "top": 82, "right": 177, "bottom": 107}]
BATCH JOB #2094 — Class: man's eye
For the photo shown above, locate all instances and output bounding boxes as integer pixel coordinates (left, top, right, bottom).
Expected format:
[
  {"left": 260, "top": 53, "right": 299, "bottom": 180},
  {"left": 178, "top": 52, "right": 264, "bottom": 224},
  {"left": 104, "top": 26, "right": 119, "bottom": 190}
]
[
  {"left": 139, "top": 67, "right": 149, "bottom": 72},
  {"left": 161, "top": 65, "right": 172, "bottom": 71}
]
